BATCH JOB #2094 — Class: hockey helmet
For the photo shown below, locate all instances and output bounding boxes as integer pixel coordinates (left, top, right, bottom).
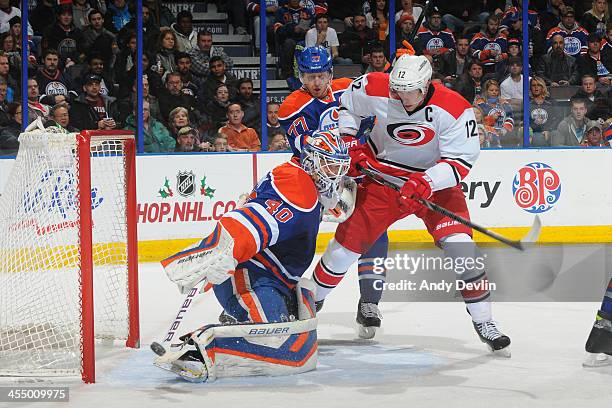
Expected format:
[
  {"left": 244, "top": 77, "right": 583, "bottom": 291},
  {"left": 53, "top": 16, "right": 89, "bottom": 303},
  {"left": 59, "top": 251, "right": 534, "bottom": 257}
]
[
  {"left": 297, "top": 46, "right": 333, "bottom": 74},
  {"left": 389, "top": 54, "right": 432, "bottom": 96},
  {"left": 301, "top": 129, "right": 350, "bottom": 208}
]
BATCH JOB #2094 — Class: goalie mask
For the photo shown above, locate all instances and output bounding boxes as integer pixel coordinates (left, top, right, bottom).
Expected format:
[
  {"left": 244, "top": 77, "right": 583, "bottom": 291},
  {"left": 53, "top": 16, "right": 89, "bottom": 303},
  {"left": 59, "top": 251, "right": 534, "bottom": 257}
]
[{"left": 300, "top": 129, "right": 350, "bottom": 209}]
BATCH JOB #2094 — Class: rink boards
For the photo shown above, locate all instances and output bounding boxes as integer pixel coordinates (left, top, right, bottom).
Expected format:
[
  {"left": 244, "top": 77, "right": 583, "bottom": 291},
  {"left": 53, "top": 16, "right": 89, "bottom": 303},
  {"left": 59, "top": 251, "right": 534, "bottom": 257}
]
[{"left": 1, "top": 149, "right": 611, "bottom": 261}]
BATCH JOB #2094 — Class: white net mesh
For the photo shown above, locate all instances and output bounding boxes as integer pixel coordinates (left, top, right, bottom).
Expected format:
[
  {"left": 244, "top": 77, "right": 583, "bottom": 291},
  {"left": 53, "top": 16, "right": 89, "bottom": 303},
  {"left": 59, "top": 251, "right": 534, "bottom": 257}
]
[{"left": 0, "top": 130, "right": 134, "bottom": 377}]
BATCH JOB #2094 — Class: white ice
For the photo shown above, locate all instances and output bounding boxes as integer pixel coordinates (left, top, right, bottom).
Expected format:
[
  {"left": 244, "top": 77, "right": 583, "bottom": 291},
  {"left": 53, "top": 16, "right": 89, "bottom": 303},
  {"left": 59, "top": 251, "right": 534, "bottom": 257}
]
[{"left": 1, "top": 259, "right": 610, "bottom": 408}]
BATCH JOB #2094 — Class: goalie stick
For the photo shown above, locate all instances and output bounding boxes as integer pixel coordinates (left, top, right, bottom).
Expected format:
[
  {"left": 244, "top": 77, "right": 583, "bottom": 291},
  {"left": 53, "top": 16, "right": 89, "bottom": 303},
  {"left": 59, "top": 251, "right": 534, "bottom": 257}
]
[
  {"left": 356, "top": 164, "right": 541, "bottom": 250},
  {"left": 151, "top": 278, "right": 212, "bottom": 357}
]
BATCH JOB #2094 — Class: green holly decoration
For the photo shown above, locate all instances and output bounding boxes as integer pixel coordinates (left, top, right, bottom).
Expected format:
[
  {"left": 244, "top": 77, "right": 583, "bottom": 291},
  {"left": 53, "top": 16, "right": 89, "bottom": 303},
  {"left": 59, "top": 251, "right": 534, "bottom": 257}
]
[
  {"left": 158, "top": 177, "right": 173, "bottom": 198},
  {"left": 200, "top": 177, "right": 216, "bottom": 198}
]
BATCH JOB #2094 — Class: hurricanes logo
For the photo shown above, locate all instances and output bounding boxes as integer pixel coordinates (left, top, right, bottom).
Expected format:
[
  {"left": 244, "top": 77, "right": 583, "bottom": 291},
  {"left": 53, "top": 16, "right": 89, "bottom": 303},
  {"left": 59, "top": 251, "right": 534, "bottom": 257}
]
[
  {"left": 387, "top": 122, "right": 436, "bottom": 146},
  {"left": 318, "top": 107, "right": 339, "bottom": 131},
  {"left": 512, "top": 162, "right": 561, "bottom": 213}
]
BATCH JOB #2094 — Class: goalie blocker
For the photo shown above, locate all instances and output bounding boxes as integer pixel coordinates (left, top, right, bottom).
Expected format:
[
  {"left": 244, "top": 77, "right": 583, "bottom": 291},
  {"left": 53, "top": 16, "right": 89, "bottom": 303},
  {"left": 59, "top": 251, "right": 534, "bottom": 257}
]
[{"left": 154, "top": 279, "right": 318, "bottom": 382}]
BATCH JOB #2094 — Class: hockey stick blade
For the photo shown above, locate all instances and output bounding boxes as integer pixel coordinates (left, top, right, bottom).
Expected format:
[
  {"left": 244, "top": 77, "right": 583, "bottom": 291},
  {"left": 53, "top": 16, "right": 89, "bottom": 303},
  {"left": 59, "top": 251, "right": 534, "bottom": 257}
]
[{"left": 356, "top": 164, "right": 538, "bottom": 250}]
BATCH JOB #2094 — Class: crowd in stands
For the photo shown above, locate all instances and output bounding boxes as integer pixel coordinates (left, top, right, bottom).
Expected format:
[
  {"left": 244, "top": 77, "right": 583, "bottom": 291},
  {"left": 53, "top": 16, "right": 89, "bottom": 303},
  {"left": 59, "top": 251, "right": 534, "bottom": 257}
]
[{"left": 0, "top": 0, "right": 610, "bottom": 156}]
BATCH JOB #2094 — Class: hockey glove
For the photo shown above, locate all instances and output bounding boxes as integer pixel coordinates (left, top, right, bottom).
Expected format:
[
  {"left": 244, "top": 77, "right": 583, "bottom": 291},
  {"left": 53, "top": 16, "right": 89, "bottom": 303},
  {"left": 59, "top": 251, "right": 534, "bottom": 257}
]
[
  {"left": 398, "top": 173, "right": 433, "bottom": 214},
  {"left": 346, "top": 144, "right": 371, "bottom": 178}
]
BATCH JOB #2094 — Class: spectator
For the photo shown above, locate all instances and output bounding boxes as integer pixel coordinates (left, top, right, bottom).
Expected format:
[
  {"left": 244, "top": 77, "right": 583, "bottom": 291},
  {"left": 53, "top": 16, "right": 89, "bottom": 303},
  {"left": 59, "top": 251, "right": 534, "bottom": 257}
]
[
  {"left": 553, "top": 98, "right": 590, "bottom": 146},
  {"left": 124, "top": 99, "right": 175, "bottom": 153},
  {"left": 175, "top": 126, "right": 204, "bottom": 152},
  {"left": 453, "top": 61, "right": 484, "bottom": 104},
  {"left": 581, "top": 0, "right": 608, "bottom": 39},
  {"left": 143, "top": 51, "right": 163, "bottom": 96},
  {"left": 496, "top": 37, "right": 521, "bottom": 81},
  {"left": 212, "top": 134, "right": 229, "bottom": 152},
  {"left": 366, "top": 0, "right": 389, "bottom": 42},
  {"left": 572, "top": 74, "right": 609, "bottom": 121},
  {"left": 35, "top": 49, "right": 75, "bottom": 106},
  {"left": 0, "top": 53, "right": 17, "bottom": 101},
  {"left": 306, "top": 14, "right": 350, "bottom": 64},
  {"left": 204, "top": 83, "right": 231, "bottom": 134},
  {"left": 266, "top": 102, "right": 282, "bottom": 135},
  {"left": 273, "top": 0, "right": 314, "bottom": 79},
  {"left": 200, "top": 56, "right": 239, "bottom": 101},
  {"left": 69, "top": 74, "right": 118, "bottom": 131},
  {"left": 414, "top": 6, "right": 455, "bottom": 70},
  {"left": 117, "top": 3, "right": 159, "bottom": 53},
  {"left": 155, "top": 27, "right": 179, "bottom": 77},
  {"left": 0, "top": 0, "right": 32, "bottom": 35},
  {"left": 440, "top": 35, "right": 474, "bottom": 87},
  {"left": 44, "top": 102, "right": 78, "bottom": 132},
  {"left": 535, "top": 34, "right": 578, "bottom": 86},
  {"left": 216, "top": 0, "right": 249, "bottom": 35},
  {"left": 234, "top": 78, "right": 260, "bottom": 132},
  {"left": 117, "top": 74, "right": 161, "bottom": 126},
  {"left": 439, "top": 1, "right": 489, "bottom": 34},
  {"left": 500, "top": 57, "right": 524, "bottom": 102},
  {"left": 581, "top": 121, "right": 606, "bottom": 147},
  {"left": 546, "top": 7, "right": 589, "bottom": 57},
  {"left": 219, "top": 103, "right": 261, "bottom": 151},
  {"left": 475, "top": 79, "right": 514, "bottom": 147},
  {"left": 31, "top": 0, "right": 56, "bottom": 36},
  {"left": 42, "top": 4, "right": 85, "bottom": 66},
  {"left": 539, "top": 0, "right": 565, "bottom": 35},
  {"left": 247, "top": 0, "right": 278, "bottom": 52},
  {"left": 157, "top": 72, "right": 199, "bottom": 125},
  {"left": 174, "top": 52, "right": 201, "bottom": 100},
  {"left": 470, "top": 15, "right": 508, "bottom": 78},
  {"left": 26, "top": 78, "right": 50, "bottom": 125},
  {"left": 72, "top": 0, "right": 93, "bottom": 30},
  {"left": 0, "top": 102, "right": 20, "bottom": 155},
  {"left": 167, "top": 106, "right": 193, "bottom": 140},
  {"left": 576, "top": 33, "right": 612, "bottom": 86},
  {"left": 529, "top": 77, "right": 559, "bottom": 147},
  {"left": 268, "top": 131, "right": 290, "bottom": 151},
  {"left": 114, "top": 30, "right": 137, "bottom": 96},
  {"left": 81, "top": 9, "right": 117, "bottom": 52},
  {"left": 338, "top": 13, "right": 377, "bottom": 65},
  {"left": 394, "top": 0, "right": 422, "bottom": 23},
  {"left": 603, "top": 24, "right": 612, "bottom": 52},
  {"left": 80, "top": 52, "right": 114, "bottom": 97},
  {"left": 364, "top": 45, "right": 389, "bottom": 73},
  {"left": 0, "top": 77, "right": 9, "bottom": 126},
  {"left": 104, "top": 0, "right": 132, "bottom": 33},
  {"left": 170, "top": 11, "right": 196, "bottom": 53},
  {"left": 188, "top": 30, "right": 234, "bottom": 79},
  {"left": 389, "top": 14, "right": 415, "bottom": 53}
]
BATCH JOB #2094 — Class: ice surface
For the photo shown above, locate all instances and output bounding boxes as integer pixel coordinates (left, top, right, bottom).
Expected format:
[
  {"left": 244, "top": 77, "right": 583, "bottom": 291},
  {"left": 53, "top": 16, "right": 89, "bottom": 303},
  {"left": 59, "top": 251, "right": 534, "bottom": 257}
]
[{"left": 1, "top": 256, "right": 610, "bottom": 408}]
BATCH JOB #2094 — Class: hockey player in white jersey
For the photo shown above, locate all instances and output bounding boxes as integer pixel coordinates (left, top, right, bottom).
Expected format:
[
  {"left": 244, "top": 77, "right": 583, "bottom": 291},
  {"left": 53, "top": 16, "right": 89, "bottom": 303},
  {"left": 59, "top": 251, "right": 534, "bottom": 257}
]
[{"left": 312, "top": 54, "right": 512, "bottom": 356}]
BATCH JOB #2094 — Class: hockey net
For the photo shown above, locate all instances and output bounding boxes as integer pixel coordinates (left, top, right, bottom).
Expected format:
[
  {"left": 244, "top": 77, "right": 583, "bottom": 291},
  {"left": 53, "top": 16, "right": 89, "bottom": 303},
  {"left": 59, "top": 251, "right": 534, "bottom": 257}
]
[{"left": 0, "top": 128, "right": 139, "bottom": 383}]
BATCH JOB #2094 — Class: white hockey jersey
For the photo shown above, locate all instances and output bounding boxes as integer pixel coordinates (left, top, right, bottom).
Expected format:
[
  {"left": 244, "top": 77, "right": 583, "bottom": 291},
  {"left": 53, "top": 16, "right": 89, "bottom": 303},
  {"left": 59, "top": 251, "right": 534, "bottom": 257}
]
[{"left": 338, "top": 72, "right": 480, "bottom": 191}]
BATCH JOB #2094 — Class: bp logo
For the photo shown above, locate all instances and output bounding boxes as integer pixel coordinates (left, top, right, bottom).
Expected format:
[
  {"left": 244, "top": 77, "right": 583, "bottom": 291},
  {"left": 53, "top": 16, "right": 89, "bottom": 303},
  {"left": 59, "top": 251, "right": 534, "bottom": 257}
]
[
  {"left": 387, "top": 122, "right": 436, "bottom": 146},
  {"left": 512, "top": 162, "right": 561, "bottom": 213},
  {"left": 318, "top": 106, "right": 339, "bottom": 131}
]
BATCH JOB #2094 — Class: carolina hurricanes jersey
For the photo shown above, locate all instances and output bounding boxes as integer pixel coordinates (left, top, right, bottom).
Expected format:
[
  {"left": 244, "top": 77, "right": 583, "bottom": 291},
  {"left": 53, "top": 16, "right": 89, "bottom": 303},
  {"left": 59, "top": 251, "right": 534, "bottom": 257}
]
[
  {"left": 218, "top": 159, "right": 322, "bottom": 295},
  {"left": 278, "top": 78, "right": 353, "bottom": 155},
  {"left": 338, "top": 73, "right": 479, "bottom": 191}
]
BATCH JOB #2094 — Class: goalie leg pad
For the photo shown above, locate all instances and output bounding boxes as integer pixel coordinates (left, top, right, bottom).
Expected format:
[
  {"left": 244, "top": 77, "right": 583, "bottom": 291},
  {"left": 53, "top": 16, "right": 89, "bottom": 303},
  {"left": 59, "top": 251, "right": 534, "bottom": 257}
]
[
  {"left": 158, "top": 319, "right": 318, "bottom": 382},
  {"left": 161, "top": 223, "right": 238, "bottom": 293}
]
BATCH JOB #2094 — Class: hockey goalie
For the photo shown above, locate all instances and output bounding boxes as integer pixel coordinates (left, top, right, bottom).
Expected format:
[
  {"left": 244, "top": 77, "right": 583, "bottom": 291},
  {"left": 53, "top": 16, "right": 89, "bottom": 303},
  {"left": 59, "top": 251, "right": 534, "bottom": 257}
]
[{"left": 155, "top": 130, "right": 355, "bottom": 382}]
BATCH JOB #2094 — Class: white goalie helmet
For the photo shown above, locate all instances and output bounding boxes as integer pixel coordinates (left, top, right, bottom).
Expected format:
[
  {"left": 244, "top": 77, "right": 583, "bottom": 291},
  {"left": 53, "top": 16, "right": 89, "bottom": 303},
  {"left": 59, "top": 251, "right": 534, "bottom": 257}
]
[{"left": 389, "top": 54, "right": 433, "bottom": 96}]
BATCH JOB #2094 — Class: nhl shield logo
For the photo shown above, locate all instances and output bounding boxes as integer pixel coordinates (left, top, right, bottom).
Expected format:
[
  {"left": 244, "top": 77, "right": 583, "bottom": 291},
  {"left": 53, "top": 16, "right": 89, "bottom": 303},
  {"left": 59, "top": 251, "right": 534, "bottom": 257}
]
[{"left": 177, "top": 171, "right": 196, "bottom": 197}]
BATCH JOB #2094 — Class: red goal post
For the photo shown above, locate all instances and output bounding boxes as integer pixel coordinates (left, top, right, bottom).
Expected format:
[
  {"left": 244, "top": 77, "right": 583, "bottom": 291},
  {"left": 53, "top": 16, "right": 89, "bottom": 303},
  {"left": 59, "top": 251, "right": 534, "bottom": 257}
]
[{"left": 0, "top": 129, "right": 140, "bottom": 383}]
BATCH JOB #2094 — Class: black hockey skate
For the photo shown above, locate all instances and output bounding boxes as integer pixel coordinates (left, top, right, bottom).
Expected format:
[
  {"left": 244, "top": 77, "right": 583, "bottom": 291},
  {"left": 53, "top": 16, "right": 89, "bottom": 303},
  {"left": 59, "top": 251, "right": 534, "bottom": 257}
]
[
  {"left": 315, "top": 299, "right": 324, "bottom": 313},
  {"left": 584, "top": 310, "right": 612, "bottom": 367},
  {"left": 356, "top": 299, "right": 382, "bottom": 340},
  {"left": 473, "top": 320, "right": 511, "bottom": 357}
]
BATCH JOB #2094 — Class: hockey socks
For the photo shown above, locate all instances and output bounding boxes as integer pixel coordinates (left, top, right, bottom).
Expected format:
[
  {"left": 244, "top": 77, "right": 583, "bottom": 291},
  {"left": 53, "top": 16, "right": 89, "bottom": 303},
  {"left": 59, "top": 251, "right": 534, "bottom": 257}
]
[
  {"left": 313, "top": 239, "right": 360, "bottom": 302},
  {"left": 600, "top": 277, "right": 612, "bottom": 316}
]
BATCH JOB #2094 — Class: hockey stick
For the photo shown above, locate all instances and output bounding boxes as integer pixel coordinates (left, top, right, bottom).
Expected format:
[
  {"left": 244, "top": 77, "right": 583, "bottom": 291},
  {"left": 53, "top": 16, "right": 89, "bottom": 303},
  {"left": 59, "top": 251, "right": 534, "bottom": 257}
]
[
  {"left": 151, "top": 278, "right": 213, "bottom": 357},
  {"left": 356, "top": 164, "right": 541, "bottom": 250},
  {"left": 407, "top": 0, "right": 432, "bottom": 44}
]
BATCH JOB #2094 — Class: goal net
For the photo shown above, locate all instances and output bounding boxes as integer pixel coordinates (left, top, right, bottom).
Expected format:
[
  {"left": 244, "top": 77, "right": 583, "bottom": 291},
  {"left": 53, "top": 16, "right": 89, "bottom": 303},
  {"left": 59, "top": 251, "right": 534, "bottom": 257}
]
[{"left": 0, "top": 128, "right": 139, "bottom": 383}]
